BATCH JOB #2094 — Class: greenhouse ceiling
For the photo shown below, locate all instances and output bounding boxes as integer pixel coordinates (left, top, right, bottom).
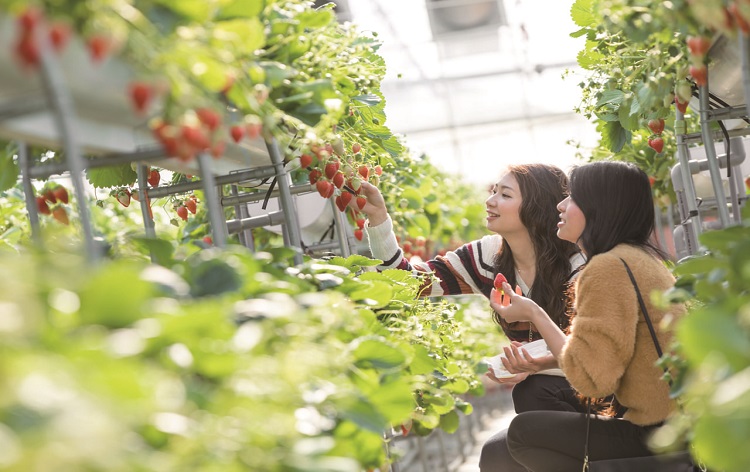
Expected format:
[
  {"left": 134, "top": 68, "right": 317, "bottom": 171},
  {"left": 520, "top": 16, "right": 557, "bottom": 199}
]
[{"left": 343, "top": 0, "right": 598, "bottom": 185}]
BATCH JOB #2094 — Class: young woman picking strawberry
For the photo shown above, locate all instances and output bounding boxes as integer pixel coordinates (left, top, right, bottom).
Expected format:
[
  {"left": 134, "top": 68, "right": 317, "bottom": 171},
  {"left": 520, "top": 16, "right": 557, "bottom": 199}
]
[
  {"left": 487, "top": 161, "right": 686, "bottom": 471},
  {"left": 358, "top": 164, "right": 585, "bottom": 411}
]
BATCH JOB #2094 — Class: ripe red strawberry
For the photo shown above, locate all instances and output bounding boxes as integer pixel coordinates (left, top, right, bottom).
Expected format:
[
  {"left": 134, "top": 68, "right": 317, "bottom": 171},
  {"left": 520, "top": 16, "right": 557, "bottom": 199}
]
[
  {"left": 335, "top": 195, "right": 347, "bottom": 212},
  {"left": 308, "top": 169, "right": 322, "bottom": 185},
  {"left": 686, "top": 36, "right": 712, "bottom": 57},
  {"left": 148, "top": 169, "right": 160, "bottom": 187},
  {"left": 315, "top": 180, "right": 332, "bottom": 198},
  {"left": 48, "top": 21, "right": 71, "bottom": 53},
  {"left": 354, "top": 229, "right": 364, "bottom": 241},
  {"left": 36, "top": 196, "right": 51, "bottom": 215},
  {"left": 332, "top": 172, "right": 345, "bottom": 189},
  {"left": 186, "top": 198, "right": 197, "bottom": 214},
  {"left": 689, "top": 65, "right": 708, "bottom": 87},
  {"left": 176, "top": 205, "right": 188, "bottom": 221},
  {"left": 300, "top": 153, "right": 313, "bottom": 168},
  {"left": 675, "top": 97, "right": 688, "bottom": 114},
  {"left": 358, "top": 165, "right": 369, "bottom": 180},
  {"left": 230, "top": 125, "right": 244, "bottom": 143},
  {"left": 356, "top": 196, "right": 366, "bottom": 210},
  {"left": 648, "top": 137, "right": 665, "bottom": 153},
  {"left": 52, "top": 185, "right": 68, "bottom": 204},
  {"left": 15, "top": 33, "right": 40, "bottom": 68},
  {"left": 339, "top": 191, "right": 352, "bottom": 208},
  {"left": 128, "top": 81, "right": 152, "bottom": 114},
  {"left": 203, "top": 235, "right": 213, "bottom": 245},
  {"left": 649, "top": 176, "right": 656, "bottom": 187},
  {"left": 42, "top": 188, "right": 57, "bottom": 203},
  {"left": 647, "top": 119, "right": 665, "bottom": 135},
  {"left": 181, "top": 125, "right": 209, "bottom": 150},
  {"left": 415, "top": 236, "right": 426, "bottom": 247},
  {"left": 374, "top": 165, "right": 383, "bottom": 176},
  {"left": 403, "top": 241, "right": 412, "bottom": 253},
  {"left": 356, "top": 218, "right": 365, "bottom": 229},
  {"left": 324, "top": 160, "right": 340, "bottom": 179},
  {"left": 87, "top": 34, "right": 110, "bottom": 63},
  {"left": 352, "top": 143, "right": 361, "bottom": 154},
  {"left": 196, "top": 108, "right": 221, "bottom": 131},
  {"left": 17, "top": 7, "right": 42, "bottom": 32},
  {"left": 115, "top": 189, "right": 131, "bottom": 207},
  {"left": 52, "top": 206, "right": 69, "bottom": 225},
  {"left": 494, "top": 273, "right": 508, "bottom": 290}
]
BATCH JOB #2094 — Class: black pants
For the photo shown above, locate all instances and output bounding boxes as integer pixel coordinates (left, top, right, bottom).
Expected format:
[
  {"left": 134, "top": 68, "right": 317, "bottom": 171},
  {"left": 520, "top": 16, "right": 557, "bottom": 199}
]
[
  {"left": 479, "top": 375, "right": 584, "bottom": 471},
  {"left": 511, "top": 374, "right": 585, "bottom": 414},
  {"left": 506, "top": 411, "right": 657, "bottom": 472}
]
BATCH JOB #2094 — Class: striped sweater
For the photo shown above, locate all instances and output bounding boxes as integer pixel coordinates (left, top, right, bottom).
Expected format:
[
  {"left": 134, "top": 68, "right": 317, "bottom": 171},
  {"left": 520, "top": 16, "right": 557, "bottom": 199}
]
[{"left": 366, "top": 216, "right": 584, "bottom": 342}]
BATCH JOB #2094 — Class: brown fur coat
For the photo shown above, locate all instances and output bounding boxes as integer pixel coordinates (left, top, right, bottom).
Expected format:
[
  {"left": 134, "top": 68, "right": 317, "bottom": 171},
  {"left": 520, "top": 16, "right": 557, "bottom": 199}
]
[{"left": 559, "top": 244, "right": 686, "bottom": 425}]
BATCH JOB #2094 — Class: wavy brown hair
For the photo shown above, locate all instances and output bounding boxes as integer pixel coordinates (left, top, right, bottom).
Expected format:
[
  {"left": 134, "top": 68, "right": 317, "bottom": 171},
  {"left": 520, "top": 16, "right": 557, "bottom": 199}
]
[{"left": 492, "top": 164, "right": 580, "bottom": 332}]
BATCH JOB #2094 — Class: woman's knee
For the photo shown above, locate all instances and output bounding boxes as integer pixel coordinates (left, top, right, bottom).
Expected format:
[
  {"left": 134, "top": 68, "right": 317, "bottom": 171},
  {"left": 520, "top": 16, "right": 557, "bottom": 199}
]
[{"left": 479, "top": 428, "right": 525, "bottom": 472}]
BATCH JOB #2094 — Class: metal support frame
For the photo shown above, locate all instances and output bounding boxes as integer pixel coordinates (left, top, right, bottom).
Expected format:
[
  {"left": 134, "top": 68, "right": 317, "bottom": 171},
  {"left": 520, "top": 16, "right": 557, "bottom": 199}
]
[
  {"left": 18, "top": 142, "right": 42, "bottom": 245},
  {"left": 35, "top": 24, "right": 99, "bottom": 261},
  {"left": 329, "top": 198, "right": 352, "bottom": 257},
  {"left": 136, "top": 164, "right": 156, "bottom": 238},
  {"left": 741, "top": 34, "right": 750, "bottom": 119},
  {"left": 197, "top": 152, "right": 228, "bottom": 247},
  {"left": 697, "top": 85, "right": 732, "bottom": 227},
  {"left": 673, "top": 108, "right": 703, "bottom": 255},
  {"left": 226, "top": 211, "right": 286, "bottom": 234},
  {"left": 266, "top": 138, "right": 303, "bottom": 265}
]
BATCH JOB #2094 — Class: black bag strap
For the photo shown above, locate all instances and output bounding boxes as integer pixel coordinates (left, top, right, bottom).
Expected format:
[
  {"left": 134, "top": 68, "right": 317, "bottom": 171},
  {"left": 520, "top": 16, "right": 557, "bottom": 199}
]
[
  {"left": 582, "top": 258, "right": 668, "bottom": 471},
  {"left": 619, "top": 258, "right": 663, "bottom": 359}
]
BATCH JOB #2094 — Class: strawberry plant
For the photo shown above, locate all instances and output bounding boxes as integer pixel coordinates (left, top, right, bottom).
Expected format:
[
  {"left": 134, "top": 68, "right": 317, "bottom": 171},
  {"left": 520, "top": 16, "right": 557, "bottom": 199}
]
[{"left": 0, "top": 239, "right": 499, "bottom": 471}]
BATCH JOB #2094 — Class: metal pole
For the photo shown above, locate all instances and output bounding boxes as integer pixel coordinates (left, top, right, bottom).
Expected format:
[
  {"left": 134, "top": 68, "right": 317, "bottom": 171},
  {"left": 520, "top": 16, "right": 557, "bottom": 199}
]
[
  {"left": 29, "top": 147, "right": 167, "bottom": 180},
  {"left": 35, "top": 25, "right": 99, "bottom": 261},
  {"left": 329, "top": 199, "right": 351, "bottom": 257},
  {"left": 137, "top": 164, "right": 156, "bottom": 239},
  {"left": 698, "top": 85, "right": 731, "bottom": 227},
  {"left": 220, "top": 183, "right": 313, "bottom": 206},
  {"left": 146, "top": 166, "right": 277, "bottom": 199},
  {"left": 196, "top": 152, "right": 228, "bottom": 247},
  {"left": 18, "top": 142, "right": 42, "bottom": 246},
  {"left": 266, "top": 138, "right": 303, "bottom": 265},
  {"left": 230, "top": 184, "right": 248, "bottom": 247},
  {"left": 674, "top": 107, "right": 702, "bottom": 253},
  {"left": 740, "top": 34, "right": 750, "bottom": 119},
  {"left": 226, "top": 211, "right": 286, "bottom": 234}
]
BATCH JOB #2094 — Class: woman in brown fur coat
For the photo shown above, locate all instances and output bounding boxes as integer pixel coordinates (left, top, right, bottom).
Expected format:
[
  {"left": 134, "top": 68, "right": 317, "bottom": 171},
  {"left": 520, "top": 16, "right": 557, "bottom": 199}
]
[{"left": 489, "top": 161, "right": 686, "bottom": 471}]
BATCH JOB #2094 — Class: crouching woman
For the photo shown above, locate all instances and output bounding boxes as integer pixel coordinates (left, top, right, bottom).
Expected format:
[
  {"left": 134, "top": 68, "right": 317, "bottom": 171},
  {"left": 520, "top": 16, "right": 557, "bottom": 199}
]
[{"left": 491, "top": 161, "right": 686, "bottom": 471}]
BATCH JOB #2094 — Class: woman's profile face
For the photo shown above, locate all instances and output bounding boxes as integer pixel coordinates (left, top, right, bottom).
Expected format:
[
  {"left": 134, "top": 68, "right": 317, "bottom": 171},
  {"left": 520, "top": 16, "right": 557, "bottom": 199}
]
[
  {"left": 485, "top": 173, "right": 525, "bottom": 236},
  {"left": 556, "top": 196, "right": 586, "bottom": 245}
]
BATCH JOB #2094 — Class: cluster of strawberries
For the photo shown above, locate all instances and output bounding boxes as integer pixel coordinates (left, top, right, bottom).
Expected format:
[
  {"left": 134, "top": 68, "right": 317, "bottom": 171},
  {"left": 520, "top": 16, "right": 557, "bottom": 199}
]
[
  {"left": 12, "top": 7, "right": 112, "bottom": 70},
  {"left": 302, "top": 138, "right": 382, "bottom": 213},
  {"left": 396, "top": 235, "right": 429, "bottom": 260},
  {"left": 138, "top": 83, "right": 267, "bottom": 163},
  {"left": 174, "top": 194, "right": 199, "bottom": 222},
  {"left": 35, "top": 183, "right": 70, "bottom": 225}
]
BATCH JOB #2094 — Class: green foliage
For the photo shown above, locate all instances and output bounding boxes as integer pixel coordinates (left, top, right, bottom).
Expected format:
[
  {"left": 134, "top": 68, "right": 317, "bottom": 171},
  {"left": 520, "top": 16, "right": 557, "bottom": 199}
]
[
  {"left": 569, "top": 0, "right": 704, "bottom": 196},
  {"left": 656, "top": 206, "right": 750, "bottom": 472},
  {"left": 0, "top": 243, "right": 499, "bottom": 471}
]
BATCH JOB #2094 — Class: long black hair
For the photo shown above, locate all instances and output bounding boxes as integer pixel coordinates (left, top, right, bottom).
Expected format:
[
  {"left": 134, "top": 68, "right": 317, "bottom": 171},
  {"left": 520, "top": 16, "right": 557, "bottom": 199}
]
[
  {"left": 492, "top": 164, "right": 580, "bottom": 333},
  {"left": 568, "top": 160, "right": 666, "bottom": 260}
]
